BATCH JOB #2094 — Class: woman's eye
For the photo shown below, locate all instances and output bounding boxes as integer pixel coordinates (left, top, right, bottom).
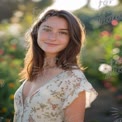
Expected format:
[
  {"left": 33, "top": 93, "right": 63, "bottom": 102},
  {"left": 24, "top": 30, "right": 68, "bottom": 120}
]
[
  {"left": 59, "top": 32, "right": 68, "bottom": 35},
  {"left": 43, "top": 28, "right": 51, "bottom": 32}
]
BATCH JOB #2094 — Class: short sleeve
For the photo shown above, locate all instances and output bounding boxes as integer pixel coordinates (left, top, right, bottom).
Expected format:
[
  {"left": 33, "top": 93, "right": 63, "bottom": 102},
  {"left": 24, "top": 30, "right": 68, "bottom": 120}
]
[{"left": 62, "top": 69, "right": 98, "bottom": 109}]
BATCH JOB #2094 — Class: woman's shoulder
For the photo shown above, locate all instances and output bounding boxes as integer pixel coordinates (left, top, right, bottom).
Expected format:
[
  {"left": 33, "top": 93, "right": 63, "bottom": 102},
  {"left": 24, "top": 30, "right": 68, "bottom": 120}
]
[
  {"left": 65, "top": 66, "right": 86, "bottom": 79},
  {"left": 14, "top": 80, "right": 27, "bottom": 95},
  {"left": 53, "top": 68, "right": 85, "bottom": 87}
]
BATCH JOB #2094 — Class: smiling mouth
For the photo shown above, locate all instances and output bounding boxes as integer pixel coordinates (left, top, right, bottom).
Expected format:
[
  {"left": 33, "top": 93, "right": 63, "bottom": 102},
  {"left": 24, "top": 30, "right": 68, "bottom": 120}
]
[{"left": 45, "top": 42, "right": 58, "bottom": 46}]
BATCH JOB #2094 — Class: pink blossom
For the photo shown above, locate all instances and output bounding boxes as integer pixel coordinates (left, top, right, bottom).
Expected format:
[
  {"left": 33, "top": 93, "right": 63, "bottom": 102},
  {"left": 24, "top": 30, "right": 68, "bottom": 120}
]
[
  {"left": 111, "top": 20, "right": 118, "bottom": 26},
  {"left": 100, "top": 31, "right": 110, "bottom": 37},
  {"left": 114, "top": 34, "right": 121, "bottom": 40},
  {"left": 0, "top": 49, "right": 4, "bottom": 55}
]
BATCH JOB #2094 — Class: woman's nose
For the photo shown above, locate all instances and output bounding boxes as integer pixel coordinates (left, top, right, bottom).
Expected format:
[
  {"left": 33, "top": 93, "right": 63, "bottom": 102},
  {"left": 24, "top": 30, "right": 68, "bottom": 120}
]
[{"left": 48, "top": 32, "right": 57, "bottom": 41}]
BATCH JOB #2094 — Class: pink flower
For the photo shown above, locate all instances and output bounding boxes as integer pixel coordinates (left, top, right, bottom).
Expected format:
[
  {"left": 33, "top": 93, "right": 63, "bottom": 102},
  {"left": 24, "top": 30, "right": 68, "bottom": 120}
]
[
  {"left": 100, "top": 31, "right": 110, "bottom": 37},
  {"left": 111, "top": 20, "right": 118, "bottom": 26},
  {"left": 114, "top": 34, "right": 121, "bottom": 40},
  {"left": 0, "top": 49, "right": 4, "bottom": 55}
]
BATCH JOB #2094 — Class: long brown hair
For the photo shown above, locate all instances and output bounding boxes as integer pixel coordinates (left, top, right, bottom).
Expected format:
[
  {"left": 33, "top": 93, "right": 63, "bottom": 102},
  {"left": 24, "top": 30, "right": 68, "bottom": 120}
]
[{"left": 19, "top": 9, "right": 86, "bottom": 81}]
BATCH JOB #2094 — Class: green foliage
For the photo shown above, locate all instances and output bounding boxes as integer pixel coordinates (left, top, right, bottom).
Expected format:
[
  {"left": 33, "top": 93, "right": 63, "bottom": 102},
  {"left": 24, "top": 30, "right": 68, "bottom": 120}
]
[
  {"left": 0, "top": 33, "right": 25, "bottom": 121},
  {"left": 81, "top": 21, "right": 122, "bottom": 92}
]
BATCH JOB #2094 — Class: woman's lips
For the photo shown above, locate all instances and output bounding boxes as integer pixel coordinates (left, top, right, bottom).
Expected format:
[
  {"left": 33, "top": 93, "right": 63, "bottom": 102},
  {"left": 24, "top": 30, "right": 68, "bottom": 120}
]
[{"left": 45, "top": 42, "right": 58, "bottom": 46}]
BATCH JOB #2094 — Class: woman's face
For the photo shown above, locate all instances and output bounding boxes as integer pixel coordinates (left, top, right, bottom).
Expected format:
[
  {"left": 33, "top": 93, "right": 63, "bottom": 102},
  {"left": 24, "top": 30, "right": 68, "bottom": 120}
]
[{"left": 37, "top": 16, "right": 70, "bottom": 57}]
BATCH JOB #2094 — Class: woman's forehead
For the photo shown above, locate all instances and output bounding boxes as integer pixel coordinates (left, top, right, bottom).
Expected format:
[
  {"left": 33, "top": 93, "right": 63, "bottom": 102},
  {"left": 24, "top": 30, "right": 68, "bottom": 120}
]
[{"left": 40, "top": 16, "right": 69, "bottom": 29}]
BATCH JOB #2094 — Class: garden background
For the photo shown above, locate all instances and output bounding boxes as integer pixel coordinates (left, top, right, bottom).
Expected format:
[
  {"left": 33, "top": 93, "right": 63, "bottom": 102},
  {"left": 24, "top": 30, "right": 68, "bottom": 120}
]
[{"left": 0, "top": 0, "right": 122, "bottom": 122}]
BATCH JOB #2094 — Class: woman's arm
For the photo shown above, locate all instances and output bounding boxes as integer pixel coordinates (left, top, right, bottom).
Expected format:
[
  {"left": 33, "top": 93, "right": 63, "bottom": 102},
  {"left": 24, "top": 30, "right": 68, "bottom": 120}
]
[{"left": 64, "top": 91, "right": 86, "bottom": 122}]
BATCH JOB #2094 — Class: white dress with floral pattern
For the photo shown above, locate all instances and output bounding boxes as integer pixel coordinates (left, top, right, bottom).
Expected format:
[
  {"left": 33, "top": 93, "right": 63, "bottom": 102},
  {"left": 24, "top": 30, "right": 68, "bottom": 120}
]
[{"left": 14, "top": 69, "right": 98, "bottom": 122}]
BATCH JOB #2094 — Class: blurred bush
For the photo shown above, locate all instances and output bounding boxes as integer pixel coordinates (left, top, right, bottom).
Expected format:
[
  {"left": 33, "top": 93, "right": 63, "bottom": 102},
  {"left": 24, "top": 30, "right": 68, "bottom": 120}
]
[
  {"left": 0, "top": 40, "right": 25, "bottom": 121},
  {"left": 81, "top": 21, "right": 122, "bottom": 103},
  {"left": 0, "top": 27, "right": 25, "bottom": 121}
]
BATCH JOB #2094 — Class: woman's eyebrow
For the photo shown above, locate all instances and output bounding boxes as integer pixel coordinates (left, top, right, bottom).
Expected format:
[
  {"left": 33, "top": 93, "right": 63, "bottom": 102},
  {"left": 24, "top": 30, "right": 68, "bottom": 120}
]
[
  {"left": 59, "top": 29, "right": 69, "bottom": 31},
  {"left": 42, "top": 25, "right": 52, "bottom": 28},
  {"left": 42, "top": 25, "right": 68, "bottom": 31}
]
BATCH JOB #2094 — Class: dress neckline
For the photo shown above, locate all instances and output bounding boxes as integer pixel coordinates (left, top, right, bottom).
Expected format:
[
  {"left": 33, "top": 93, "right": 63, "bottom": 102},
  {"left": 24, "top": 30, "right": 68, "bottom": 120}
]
[{"left": 21, "top": 70, "right": 67, "bottom": 104}]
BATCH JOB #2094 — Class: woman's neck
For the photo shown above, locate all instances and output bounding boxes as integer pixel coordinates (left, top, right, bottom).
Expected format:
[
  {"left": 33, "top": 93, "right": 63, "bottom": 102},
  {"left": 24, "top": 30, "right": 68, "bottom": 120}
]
[{"left": 43, "top": 55, "right": 57, "bottom": 69}]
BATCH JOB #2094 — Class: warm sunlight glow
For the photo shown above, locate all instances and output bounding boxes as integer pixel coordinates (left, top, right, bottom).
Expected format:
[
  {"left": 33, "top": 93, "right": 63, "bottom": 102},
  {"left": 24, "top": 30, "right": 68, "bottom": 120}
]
[
  {"left": 47, "top": 0, "right": 119, "bottom": 11},
  {"left": 50, "top": 0, "right": 87, "bottom": 11}
]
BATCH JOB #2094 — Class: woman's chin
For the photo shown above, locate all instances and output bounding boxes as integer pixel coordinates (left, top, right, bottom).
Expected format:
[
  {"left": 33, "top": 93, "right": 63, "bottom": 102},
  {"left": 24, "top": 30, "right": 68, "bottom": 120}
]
[{"left": 44, "top": 50, "right": 58, "bottom": 55}]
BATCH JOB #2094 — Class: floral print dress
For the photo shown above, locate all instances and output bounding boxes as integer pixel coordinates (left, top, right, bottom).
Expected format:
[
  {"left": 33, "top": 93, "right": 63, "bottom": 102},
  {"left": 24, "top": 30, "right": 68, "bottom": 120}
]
[{"left": 14, "top": 69, "right": 98, "bottom": 122}]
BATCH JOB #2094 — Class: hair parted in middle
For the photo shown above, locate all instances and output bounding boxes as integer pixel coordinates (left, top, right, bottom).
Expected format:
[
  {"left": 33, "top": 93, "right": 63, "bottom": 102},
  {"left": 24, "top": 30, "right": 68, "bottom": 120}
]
[{"left": 19, "top": 9, "right": 86, "bottom": 81}]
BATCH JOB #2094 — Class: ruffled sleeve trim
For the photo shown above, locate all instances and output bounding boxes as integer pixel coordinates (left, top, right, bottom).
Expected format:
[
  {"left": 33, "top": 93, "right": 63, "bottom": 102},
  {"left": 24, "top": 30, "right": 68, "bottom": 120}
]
[{"left": 62, "top": 70, "right": 98, "bottom": 109}]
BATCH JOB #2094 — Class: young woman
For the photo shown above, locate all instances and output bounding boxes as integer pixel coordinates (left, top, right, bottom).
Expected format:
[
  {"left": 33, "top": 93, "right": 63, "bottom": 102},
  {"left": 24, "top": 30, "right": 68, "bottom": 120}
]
[{"left": 14, "top": 9, "right": 98, "bottom": 122}]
